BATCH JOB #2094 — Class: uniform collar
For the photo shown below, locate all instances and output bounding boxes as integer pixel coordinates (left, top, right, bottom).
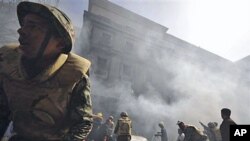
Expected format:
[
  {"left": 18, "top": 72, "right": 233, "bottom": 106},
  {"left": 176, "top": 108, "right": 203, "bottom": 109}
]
[{"left": 19, "top": 53, "right": 68, "bottom": 82}]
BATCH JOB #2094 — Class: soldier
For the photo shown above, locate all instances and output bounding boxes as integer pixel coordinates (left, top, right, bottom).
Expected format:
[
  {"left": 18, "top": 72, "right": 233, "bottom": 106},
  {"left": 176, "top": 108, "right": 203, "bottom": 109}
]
[
  {"left": 219, "top": 108, "right": 236, "bottom": 141},
  {"left": 105, "top": 116, "right": 115, "bottom": 141},
  {"left": 177, "top": 121, "right": 207, "bottom": 141},
  {"left": 0, "top": 1, "right": 93, "bottom": 141},
  {"left": 114, "top": 112, "right": 132, "bottom": 141},
  {"left": 97, "top": 116, "right": 115, "bottom": 141}
]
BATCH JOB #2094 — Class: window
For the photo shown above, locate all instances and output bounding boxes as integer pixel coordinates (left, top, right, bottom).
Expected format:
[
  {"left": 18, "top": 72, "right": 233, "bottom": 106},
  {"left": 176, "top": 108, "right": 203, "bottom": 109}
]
[
  {"left": 120, "top": 63, "right": 133, "bottom": 81},
  {"left": 95, "top": 57, "right": 109, "bottom": 78},
  {"left": 100, "top": 32, "right": 112, "bottom": 46}
]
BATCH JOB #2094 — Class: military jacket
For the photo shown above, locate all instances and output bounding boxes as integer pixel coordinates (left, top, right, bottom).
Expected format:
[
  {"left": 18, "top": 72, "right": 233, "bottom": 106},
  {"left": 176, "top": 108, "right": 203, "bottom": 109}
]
[
  {"left": 220, "top": 118, "right": 236, "bottom": 141},
  {"left": 114, "top": 117, "right": 132, "bottom": 136},
  {"left": 0, "top": 44, "right": 93, "bottom": 140}
]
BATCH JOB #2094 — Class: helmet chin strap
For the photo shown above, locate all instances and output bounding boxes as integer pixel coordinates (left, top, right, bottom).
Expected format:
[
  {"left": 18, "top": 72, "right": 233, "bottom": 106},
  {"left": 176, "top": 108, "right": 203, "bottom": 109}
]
[
  {"left": 21, "top": 28, "right": 53, "bottom": 79},
  {"left": 33, "top": 27, "right": 52, "bottom": 64}
]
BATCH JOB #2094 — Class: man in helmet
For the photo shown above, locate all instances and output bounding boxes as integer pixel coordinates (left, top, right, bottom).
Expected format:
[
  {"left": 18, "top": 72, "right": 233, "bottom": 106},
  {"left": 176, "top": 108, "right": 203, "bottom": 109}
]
[
  {"left": 97, "top": 115, "right": 115, "bottom": 141},
  {"left": 0, "top": 1, "right": 92, "bottom": 141},
  {"left": 114, "top": 112, "right": 132, "bottom": 141}
]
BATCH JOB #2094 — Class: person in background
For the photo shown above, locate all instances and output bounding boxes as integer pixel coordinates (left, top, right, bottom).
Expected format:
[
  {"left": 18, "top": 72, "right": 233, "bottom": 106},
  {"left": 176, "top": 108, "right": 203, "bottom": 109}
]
[
  {"left": 220, "top": 108, "right": 236, "bottom": 141},
  {"left": 177, "top": 121, "right": 207, "bottom": 141},
  {"left": 97, "top": 116, "right": 115, "bottom": 141},
  {"left": 176, "top": 128, "right": 185, "bottom": 141},
  {"left": 200, "top": 121, "right": 221, "bottom": 141},
  {"left": 87, "top": 112, "right": 103, "bottom": 141},
  {"left": 114, "top": 112, "right": 132, "bottom": 141},
  {"left": 158, "top": 121, "right": 168, "bottom": 141}
]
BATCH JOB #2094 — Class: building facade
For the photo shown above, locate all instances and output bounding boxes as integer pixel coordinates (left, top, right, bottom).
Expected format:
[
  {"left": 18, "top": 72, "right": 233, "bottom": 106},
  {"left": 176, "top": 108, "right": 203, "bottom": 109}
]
[{"left": 79, "top": 0, "right": 235, "bottom": 99}]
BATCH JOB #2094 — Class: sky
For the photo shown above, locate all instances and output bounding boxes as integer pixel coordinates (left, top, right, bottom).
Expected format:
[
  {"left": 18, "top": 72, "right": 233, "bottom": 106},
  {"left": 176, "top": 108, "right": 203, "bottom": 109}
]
[{"left": 58, "top": 0, "right": 250, "bottom": 62}]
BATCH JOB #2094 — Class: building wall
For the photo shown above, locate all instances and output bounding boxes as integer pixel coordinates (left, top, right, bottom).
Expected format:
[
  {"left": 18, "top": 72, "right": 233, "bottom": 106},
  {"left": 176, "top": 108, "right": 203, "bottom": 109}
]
[
  {"left": 89, "top": 0, "right": 168, "bottom": 34},
  {"left": 79, "top": 0, "right": 234, "bottom": 96},
  {"left": 0, "top": 0, "right": 60, "bottom": 46},
  {"left": 0, "top": 2, "right": 19, "bottom": 46}
]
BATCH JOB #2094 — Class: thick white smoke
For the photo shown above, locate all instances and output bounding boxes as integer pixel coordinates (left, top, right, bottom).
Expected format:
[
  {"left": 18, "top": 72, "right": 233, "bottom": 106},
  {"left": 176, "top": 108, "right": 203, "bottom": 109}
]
[{"left": 89, "top": 51, "right": 250, "bottom": 140}]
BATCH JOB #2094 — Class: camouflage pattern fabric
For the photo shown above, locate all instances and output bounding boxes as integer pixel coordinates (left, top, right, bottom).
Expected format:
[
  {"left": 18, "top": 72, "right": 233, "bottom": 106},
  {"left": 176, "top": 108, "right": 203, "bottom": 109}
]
[
  {"left": 0, "top": 44, "right": 93, "bottom": 141},
  {"left": 114, "top": 117, "right": 132, "bottom": 136},
  {"left": 63, "top": 75, "right": 93, "bottom": 141}
]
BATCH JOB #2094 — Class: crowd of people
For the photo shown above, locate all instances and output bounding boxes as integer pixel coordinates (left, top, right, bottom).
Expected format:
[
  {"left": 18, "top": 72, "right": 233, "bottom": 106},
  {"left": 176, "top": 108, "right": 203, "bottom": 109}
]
[
  {"left": 86, "top": 112, "right": 132, "bottom": 141},
  {"left": 175, "top": 108, "right": 236, "bottom": 141},
  {"left": 85, "top": 107, "right": 236, "bottom": 141}
]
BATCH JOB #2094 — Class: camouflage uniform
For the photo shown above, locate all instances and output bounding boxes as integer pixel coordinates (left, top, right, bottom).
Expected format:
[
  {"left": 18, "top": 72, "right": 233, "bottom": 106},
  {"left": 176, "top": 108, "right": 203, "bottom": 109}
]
[
  {"left": 97, "top": 117, "right": 114, "bottom": 141},
  {"left": 0, "top": 1, "right": 93, "bottom": 141},
  {"left": 114, "top": 113, "right": 132, "bottom": 141}
]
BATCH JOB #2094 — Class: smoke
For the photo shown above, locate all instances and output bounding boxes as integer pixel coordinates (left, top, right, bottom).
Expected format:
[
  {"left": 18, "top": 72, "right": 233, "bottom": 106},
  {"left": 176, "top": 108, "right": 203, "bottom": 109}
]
[
  {"left": 81, "top": 25, "right": 250, "bottom": 141},
  {"left": 89, "top": 49, "right": 249, "bottom": 140}
]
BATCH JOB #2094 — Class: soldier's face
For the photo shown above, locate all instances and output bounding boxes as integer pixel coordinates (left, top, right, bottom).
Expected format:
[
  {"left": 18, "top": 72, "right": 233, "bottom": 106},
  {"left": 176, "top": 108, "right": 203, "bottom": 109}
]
[{"left": 17, "top": 13, "right": 62, "bottom": 59}]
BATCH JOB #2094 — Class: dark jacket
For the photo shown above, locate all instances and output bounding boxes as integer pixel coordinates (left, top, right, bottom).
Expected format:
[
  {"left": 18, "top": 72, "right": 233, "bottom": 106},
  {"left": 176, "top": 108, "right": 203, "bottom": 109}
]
[{"left": 220, "top": 118, "right": 236, "bottom": 141}]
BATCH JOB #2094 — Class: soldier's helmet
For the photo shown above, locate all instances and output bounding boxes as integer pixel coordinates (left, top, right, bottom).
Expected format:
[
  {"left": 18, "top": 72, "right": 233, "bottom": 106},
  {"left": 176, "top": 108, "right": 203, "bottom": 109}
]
[
  {"left": 17, "top": 1, "right": 75, "bottom": 54},
  {"left": 120, "top": 112, "right": 128, "bottom": 117},
  {"left": 108, "top": 116, "right": 114, "bottom": 120},
  {"left": 158, "top": 121, "right": 165, "bottom": 128}
]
